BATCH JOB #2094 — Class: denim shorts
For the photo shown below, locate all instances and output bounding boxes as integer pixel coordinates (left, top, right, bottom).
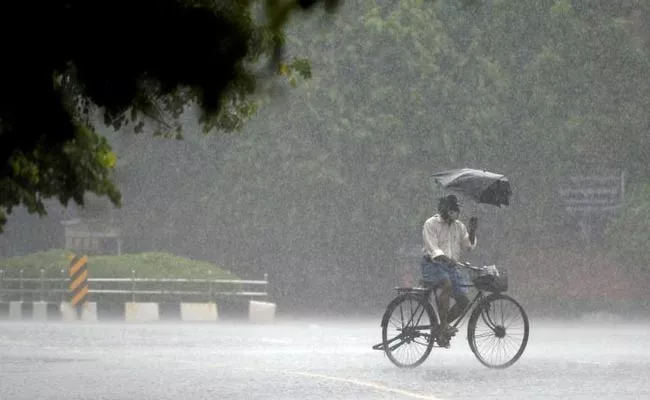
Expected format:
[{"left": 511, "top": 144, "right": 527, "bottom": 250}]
[{"left": 420, "top": 257, "right": 469, "bottom": 296}]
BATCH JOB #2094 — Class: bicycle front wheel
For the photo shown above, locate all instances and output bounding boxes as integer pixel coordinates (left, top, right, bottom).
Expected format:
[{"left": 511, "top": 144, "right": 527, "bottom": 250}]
[
  {"left": 381, "top": 292, "right": 436, "bottom": 368},
  {"left": 467, "top": 293, "right": 529, "bottom": 369}
]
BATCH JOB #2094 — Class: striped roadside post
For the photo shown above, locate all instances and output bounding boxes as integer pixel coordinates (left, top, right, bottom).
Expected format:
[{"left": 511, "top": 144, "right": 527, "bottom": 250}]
[{"left": 68, "top": 254, "right": 89, "bottom": 317}]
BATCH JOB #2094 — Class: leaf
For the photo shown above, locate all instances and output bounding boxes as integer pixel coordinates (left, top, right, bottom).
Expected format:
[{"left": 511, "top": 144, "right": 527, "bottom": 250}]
[
  {"left": 102, "top": 151, "right": 117, "bottom": 168},
  {"left": 278, "top": 63, "right": 290, "bottom": 76},
  {"left": 290, "top": 58, "right": 312, "bottom": 79}
]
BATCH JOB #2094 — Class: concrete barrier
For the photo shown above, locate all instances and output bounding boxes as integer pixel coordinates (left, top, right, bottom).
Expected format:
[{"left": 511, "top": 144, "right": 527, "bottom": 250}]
[
  {"left": 248, "top": 300, "right": 276, "bottom": 323},
  {"left": 0, "top": 301, "right": 65, "bottom": 320},
  {"left": 125, "top": 302, "right": 159, "bottom": 322},
  {"left": 82, "top": 302, "right": 98, "bottom": 322},
  {"left": 0, "top": 300, "right": 268, "bottom": 322},
  {"left": 60, "top": 302, "right": 77, "bottom": 321},
  {"left": 9, "top": 301, "right": 22, "bottom": 320},
  {"left": 32, "top": 301, "right": 48, "bottom": 321},
  {"left": 60, "top": 301, "right": 98, "bottom": 322},
  {"left": 180, "top": 302, "right": 218, "bottom": 322}
]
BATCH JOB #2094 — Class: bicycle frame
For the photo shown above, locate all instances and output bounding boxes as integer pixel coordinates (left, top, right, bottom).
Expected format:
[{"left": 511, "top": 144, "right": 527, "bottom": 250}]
[
  {"left": 431, "top": 285, "right": 486, "bottom": 332},
  {"left": 386, "top": 283, "right": 486, "bottom": 336},
  {"left": 377, "top": 263, "right": 501, "bottom": 349},
  {"left": 427, "top": 262, "right": 497, "bottom": 331}
]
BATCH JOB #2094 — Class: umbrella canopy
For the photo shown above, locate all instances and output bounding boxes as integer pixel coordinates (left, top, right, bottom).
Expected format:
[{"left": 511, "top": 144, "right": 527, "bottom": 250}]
[{"left": 431, "top": 168, "right": 512, "bottom": 207}]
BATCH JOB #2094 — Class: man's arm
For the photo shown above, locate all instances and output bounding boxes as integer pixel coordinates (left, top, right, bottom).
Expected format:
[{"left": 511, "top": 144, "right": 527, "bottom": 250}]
[{"left": 460, "top": 217, "right": 478, "bottom": 251}]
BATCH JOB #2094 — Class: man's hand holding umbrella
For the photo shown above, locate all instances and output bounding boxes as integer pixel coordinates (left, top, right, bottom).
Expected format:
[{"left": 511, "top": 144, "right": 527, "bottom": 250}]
[{"left": 468, "top": 216, "right": 478, "bottom": 245}]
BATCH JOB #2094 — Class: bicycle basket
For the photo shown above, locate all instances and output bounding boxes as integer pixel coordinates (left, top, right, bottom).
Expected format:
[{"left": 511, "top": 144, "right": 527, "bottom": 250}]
[{"left": 472, "top": 267, "right": 508, "bottom": 292}]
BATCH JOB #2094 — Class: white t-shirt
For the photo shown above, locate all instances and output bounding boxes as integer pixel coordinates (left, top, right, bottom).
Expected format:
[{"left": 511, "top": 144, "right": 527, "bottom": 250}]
[{"left": 422, "top": 214, "right": 476, "bottom": 262}]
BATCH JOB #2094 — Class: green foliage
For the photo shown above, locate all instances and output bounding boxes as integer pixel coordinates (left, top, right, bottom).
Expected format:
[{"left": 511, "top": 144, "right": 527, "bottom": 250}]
[
  {"left": 0, "top": 124, "right": 121, "bottom": 233},
  {"left": 0, "top": 250, "right": 73, "bottom": 278},
  {"left": 0, "top": 0, "right": 336, "bottom": 232},
  {"left": 186, "top": 0, "right": 649, "bottom": 310},
  {"left": 0, "top": 249, "right": 237, "bottom": 279},
  {"left": 91, "top": 252, "right": 239, "bottom": 279},
  {"left": 107, "top": 0, "right": 650, "bottom": 267}
]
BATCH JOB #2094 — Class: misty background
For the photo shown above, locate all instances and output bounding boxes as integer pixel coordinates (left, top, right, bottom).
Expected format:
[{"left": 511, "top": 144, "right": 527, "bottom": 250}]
[{"left": 1, "top": 0, "right": 649, "bottom": 317}]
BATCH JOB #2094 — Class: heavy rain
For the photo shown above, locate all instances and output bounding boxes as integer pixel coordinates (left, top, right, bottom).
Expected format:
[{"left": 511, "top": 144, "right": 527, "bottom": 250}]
[{"left": 1, "top": 1, "right": 649, "bottom": 399}]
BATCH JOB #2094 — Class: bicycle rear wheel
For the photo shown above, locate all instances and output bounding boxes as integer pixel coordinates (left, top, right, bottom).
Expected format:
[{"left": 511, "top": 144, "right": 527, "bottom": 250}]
[
  {"left": 381, "top": 292, "right": 436, "bottom": 368},
  {"left": 467, "top": 293, "right": 529, "bottom": 369}
]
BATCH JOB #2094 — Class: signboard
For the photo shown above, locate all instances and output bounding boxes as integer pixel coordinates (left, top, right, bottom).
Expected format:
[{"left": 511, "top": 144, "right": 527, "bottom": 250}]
[{"left": 558, "top": 170, "right": 625, "bottom": 213}]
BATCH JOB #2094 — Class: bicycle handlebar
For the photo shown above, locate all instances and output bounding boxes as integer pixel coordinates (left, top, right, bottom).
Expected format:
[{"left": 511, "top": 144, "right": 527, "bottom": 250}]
[
  {"left": 453, "top": 261, "right": 478, "bottom": 270},
  {"left": 453, "top": 261, "right": 495, "bottom": 272}
]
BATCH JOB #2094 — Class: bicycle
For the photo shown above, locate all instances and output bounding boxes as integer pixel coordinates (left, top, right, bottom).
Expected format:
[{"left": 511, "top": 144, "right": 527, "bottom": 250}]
[{"left": 372, "top": 262, "right": 529, "bottom": 369}]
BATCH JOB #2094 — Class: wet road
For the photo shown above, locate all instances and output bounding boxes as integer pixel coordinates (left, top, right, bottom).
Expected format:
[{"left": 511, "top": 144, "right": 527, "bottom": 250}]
[{"left": 1, "top": 318, "right": 649, "bottom": 399}]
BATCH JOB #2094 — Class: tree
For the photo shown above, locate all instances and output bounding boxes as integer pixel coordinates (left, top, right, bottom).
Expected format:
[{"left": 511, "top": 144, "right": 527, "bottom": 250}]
[{"left": 0, "top": 0, "right": 332, "bottom": 233}]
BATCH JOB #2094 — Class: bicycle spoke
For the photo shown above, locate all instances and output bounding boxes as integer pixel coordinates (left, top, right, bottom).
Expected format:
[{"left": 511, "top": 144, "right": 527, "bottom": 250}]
[
  {"left": 381, "top": 293, "right": 435, "bottom": 368},
  {"left": 468, "top": 294, "right": 529, "bottom": 369}
]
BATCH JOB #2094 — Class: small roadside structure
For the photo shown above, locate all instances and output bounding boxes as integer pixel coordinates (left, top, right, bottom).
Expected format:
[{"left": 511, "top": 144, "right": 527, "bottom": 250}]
[{"left": 61, "top": 218, "right": 123, "bottom": 255}]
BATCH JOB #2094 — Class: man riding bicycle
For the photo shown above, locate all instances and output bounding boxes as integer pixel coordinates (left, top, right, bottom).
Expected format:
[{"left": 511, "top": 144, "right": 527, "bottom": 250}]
[{"left": 421, "top": 194, "right": 478, "bottom": 346}]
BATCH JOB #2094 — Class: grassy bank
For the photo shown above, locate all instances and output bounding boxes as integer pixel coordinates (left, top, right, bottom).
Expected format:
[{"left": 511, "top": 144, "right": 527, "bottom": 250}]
[{"left": 0, "top": 249, "right": 238, "bottom": 279}]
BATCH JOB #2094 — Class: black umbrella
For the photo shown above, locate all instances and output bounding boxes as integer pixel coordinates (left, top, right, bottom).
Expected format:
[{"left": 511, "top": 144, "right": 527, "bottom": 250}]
[{"left": 431, "top": 168, "right": 512, "bottom": 207}]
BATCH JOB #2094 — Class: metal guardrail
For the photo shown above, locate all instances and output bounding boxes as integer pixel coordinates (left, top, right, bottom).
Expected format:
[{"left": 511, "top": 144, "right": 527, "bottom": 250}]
[{"left": 0, "top": 269, "right": 269, "bottom": 303}]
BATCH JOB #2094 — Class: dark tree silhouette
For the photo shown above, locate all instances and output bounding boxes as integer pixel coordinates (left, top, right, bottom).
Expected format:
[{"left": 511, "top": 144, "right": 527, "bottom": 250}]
[{"left": 0, "top": 0, "right": 337, "bottom": 232}]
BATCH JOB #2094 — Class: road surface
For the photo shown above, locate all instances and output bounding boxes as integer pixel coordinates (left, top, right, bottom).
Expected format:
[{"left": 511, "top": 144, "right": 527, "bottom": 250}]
[{"left": 1, "top": 317, "right": 649, "bottom": 399}]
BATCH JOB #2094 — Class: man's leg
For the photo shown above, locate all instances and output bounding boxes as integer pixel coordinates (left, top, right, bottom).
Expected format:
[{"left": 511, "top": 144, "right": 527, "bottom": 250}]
[
  {"left": 421, "top": 259, "right": 454, "bottom": 341},
  {"left": 437, "top": 278, "right": 452, "bottom": 329},
  {"left": 434, "top": 277, "right": 457, "bottom": 347},
  {"left": 446, "top": 267, "right": 470, "bottom": 323},
  {"left": 447, "top": 293, "right": 470, "bottom": 323}
]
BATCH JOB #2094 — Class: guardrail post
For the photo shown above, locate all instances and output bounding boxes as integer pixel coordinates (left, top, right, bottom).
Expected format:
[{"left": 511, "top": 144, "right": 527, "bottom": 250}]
[
  {"left": 40, "top": 269, "right": 45, "bottom": 302},
  {"left": 208, "top": 270, "right": 213, "bottom": 301},
  {"left": 60, "top": 269, "right": 65, "bottom": 302},
  {"left": 264, "top": 273, "right": 268, "bottom": 299},
  {"left": 19, "top": 269, "right": 24, "bottom": 302},
  {"left": 131, "top": 270, "right": 136, "bottom": 303}
]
